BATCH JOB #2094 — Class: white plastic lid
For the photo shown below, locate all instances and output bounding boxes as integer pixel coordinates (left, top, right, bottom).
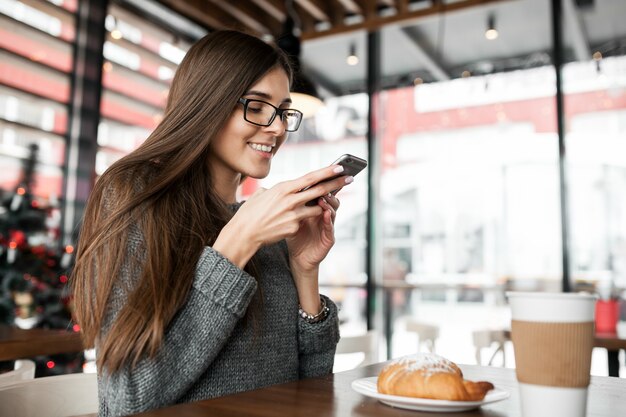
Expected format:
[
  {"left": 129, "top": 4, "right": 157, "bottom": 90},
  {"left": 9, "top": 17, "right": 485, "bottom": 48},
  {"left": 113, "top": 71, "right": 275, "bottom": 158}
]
[{"left": 506, "top": 291, "right": 597, "bottom": 323}]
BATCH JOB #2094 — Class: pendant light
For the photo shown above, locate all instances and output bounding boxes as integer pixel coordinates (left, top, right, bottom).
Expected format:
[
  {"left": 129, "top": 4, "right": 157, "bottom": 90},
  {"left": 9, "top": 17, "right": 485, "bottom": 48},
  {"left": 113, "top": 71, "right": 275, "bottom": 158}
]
[
  {"left": 485, "top": 14, "right": 498, "bottom": 40},
  {"left": 346, "top": 43, "right": 359, "bottom": 65}
]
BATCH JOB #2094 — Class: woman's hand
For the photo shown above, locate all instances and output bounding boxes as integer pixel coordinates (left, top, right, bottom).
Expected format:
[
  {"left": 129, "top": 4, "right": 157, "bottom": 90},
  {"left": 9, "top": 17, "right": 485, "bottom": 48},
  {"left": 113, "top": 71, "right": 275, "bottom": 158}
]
[
  {"left": 213, "top": 165, "right": 351, "bottom": 269},
  {"left": 286, "top": 192, "right": 341, "bottom": 273},
  {"left": 286, "top": 192, "right": 342, "bottom": 315}
]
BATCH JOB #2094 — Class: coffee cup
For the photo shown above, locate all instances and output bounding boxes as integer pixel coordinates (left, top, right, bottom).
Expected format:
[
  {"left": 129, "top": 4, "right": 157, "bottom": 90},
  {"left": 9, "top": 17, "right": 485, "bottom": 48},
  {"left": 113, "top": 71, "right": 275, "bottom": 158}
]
[{"left": 507, "top": 291, "right": 596, "bottom": 417}]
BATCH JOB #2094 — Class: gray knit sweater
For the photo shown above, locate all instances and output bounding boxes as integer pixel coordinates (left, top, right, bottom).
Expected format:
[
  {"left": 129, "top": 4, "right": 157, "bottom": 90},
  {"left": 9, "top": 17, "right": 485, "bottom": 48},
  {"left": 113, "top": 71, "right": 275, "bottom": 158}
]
[{"left": 97, "top": 203, "right": 340, "bottom": 416}]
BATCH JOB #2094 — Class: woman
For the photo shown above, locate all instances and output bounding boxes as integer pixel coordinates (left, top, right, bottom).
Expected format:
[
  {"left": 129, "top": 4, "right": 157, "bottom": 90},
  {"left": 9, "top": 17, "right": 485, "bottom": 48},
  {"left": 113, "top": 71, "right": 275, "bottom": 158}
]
[{"left": 71, "top": 30, "right": 350, "bottom": 416}]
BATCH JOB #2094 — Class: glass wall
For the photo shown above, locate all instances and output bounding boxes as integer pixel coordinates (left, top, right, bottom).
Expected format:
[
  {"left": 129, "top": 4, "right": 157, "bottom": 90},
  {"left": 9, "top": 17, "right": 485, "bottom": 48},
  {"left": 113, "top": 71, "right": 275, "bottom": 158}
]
[
  {"left": 0, "top": 0, "right": 78, "bottom": 375},
  {"left": 0, "top": 0, "right": 75, "bottom": 198},
  {"left": 235, "top": 0, "right": 626, "bottom": 375},
  {"left": 561, "top": 0, "right": 626, "bottom": 376},
  {"left": 373, "top": 0, "right": 626, "bottom": 376},
  {"left": 96, "top": 3, "right": 192, "bottom": 175},
  {"left": 562, "top": 2, "right": 626, "bottom": 298},
  {"left": 378, "top": 0, "right": 559, "bottom": 365}
]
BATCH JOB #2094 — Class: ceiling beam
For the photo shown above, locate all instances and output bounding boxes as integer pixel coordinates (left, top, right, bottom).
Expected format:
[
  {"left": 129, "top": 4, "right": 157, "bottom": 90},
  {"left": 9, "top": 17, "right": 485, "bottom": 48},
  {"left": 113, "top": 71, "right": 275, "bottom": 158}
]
[
  {"left": 354, "top": 0, "right": 378, "bottom": 19},
  {"left": 295, "top": 0, "right": 330, "bottom": 23},
  {"left": 259, "top": 0, "right": 324, "bottom": 35},
  {"left": 400, "top": 26, "right": 450, "bottom": 81},
  {"left": 261, "top": 1, "right": 344, "bottom": 37},
  {"left": 563, "top": 0, "right": 590, "bottom": 61},
  {"left": 335, "top": 0, "right": 362, "bottom": 15},
  {"left": 396, "top": 0, "right": 409, "bottom": 14},
  {"left": 250, "top": 0, "right": 286, "bottom": 23},
  {"left": 302, "top": 0, "right": 508, "bottom": 41},
  {"left": 378, "top": 0, "right": 396, "bottom": 9},
  {"left": 290, "top": 2, "right": 318, "bottom": 33},
  {"left": 207, "top": 0, "right": 275, "bottom": 36},
  {"left": 159, "top": 0, "right": 235, "bottom": 32},
  {"left": 297, "top": 0, "right": 349, "bottom": 29}
]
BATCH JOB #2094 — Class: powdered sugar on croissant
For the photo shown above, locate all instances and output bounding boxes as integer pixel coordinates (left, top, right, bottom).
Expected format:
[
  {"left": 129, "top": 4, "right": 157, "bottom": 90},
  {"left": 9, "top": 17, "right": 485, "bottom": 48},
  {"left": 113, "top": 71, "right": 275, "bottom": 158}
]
[{"left": 377, "top": 353, "right": 494, "bottom": 401}]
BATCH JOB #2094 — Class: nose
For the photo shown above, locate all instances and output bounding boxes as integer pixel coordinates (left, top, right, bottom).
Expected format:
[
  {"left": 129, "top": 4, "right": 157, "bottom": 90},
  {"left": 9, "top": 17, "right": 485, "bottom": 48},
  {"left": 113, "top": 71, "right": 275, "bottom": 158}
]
[{"left": 264, "top": 113, "right": 287, "bottom": 136}]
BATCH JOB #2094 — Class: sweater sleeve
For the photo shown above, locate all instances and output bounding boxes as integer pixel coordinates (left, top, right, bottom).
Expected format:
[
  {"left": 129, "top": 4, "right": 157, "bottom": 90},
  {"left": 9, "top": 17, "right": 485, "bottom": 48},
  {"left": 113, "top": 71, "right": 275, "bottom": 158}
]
[
  {"left": 297, "top": 294, "right": 340, "bottom": 379},
  {"left": 99, "top": 246, "right": 257, "bottom": 417}
]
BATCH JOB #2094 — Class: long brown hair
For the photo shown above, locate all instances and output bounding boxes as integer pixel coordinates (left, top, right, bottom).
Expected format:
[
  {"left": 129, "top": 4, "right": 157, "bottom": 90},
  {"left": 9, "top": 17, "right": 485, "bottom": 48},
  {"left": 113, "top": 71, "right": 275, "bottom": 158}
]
[{"left": 71, "top": 31, "right": 292, "bottom": 373}]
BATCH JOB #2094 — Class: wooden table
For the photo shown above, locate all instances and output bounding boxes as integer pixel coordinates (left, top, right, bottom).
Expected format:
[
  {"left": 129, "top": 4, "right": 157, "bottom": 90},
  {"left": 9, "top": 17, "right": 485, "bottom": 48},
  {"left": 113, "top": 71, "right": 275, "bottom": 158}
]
[
  {"left": 0, "top": 325, "right": 84, "bottom": 361},
  {"left": 128, "top": 361, "right": 626, "bottom": 417}
]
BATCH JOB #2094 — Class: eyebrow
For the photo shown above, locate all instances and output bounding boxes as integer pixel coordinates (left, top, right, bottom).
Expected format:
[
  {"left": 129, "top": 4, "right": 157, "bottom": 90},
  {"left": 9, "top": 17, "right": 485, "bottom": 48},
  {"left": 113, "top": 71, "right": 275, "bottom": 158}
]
[{"left": 244, "top": 89, "right": 292, "bottom": 104}]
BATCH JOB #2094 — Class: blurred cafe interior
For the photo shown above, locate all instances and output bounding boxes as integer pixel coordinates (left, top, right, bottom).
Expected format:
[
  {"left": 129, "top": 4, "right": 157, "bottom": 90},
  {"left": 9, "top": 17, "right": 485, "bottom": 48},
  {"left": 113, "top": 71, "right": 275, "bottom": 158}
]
[{"left": 0, "top": 0, "right": 625, "bottom": 397}]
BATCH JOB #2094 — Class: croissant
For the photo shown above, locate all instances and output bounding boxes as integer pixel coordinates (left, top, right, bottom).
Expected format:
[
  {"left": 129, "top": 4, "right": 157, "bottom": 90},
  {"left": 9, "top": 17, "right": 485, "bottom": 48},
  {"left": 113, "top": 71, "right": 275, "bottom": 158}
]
[{"left": 377, "top": 354, "right": 494, "bottom": 401}]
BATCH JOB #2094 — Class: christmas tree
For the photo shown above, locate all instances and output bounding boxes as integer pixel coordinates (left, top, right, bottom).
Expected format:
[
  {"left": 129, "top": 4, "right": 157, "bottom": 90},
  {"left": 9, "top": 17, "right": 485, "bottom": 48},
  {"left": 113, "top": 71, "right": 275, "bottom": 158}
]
[{"left": 0, "top": 144, "right": 84, "bottom": 376}]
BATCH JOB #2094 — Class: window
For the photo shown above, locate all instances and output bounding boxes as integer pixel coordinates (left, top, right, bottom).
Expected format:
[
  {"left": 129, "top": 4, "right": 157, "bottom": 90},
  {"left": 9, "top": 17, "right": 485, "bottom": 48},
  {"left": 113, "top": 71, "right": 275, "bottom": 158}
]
[
  {"left": 378, "top": 0, "right": 558, "bottom": 364},
  {"left": 563, "top": 4, "right": 626, "bottom": 296},
  {"left": 97, "top": 3, "right": 193, "bottom": 174},
  {"left": 0, "top": 0, "right": 74, "bottom": 198}
]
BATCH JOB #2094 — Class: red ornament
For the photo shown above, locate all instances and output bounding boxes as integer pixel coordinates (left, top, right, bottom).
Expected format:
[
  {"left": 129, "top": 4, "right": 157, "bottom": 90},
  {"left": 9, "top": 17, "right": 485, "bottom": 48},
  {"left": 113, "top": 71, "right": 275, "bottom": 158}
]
[
  {"left": 9, "top": 230, "right": 26, "bottom": 246},
  {"left": 31, "top": 246, "right": 45, "bottom": 255}
]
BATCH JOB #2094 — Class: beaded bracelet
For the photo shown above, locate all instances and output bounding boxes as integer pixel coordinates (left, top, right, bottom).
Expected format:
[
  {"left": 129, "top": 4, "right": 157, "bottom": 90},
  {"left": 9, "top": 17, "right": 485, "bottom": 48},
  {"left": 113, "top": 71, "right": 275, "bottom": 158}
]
[{"left": 298, "top": 297, "right": 330, "bottom": 324}]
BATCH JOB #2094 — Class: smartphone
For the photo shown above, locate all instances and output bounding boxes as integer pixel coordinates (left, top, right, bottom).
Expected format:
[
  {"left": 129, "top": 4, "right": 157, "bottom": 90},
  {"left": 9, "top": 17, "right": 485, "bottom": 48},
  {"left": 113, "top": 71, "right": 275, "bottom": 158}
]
[{"left": 303, "top": 154, "right": 368, "bottom": 206}]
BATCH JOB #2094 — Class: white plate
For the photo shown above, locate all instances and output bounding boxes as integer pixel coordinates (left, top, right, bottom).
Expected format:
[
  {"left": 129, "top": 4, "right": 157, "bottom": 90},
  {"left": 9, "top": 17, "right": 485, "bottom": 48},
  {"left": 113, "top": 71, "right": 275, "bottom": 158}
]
[{"left": 351, "top": 377, "right": 510, "bottom": 412}]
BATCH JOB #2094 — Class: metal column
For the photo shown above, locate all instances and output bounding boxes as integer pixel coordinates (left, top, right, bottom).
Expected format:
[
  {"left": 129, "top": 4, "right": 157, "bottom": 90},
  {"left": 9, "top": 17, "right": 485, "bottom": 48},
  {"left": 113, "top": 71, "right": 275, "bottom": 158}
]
[
  {"left": 366, "top": 30, "right": 386, "bottom": 356},
  {"left": 61, "top": 0, "right": 108, "bottom": 247},
  {"left": 551, "top": 0, "right": 572, "bottom": 292}
]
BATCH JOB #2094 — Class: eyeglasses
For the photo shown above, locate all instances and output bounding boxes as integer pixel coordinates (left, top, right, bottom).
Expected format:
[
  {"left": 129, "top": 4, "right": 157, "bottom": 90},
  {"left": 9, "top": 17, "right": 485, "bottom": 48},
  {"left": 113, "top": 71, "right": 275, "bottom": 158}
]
[{"left": 237, "top": 98, "right": 303, "bottom": 132}]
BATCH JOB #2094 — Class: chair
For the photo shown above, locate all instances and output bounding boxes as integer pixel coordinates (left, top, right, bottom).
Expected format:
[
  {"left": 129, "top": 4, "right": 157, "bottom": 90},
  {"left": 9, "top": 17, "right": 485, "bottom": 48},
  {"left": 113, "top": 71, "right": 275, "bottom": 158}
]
[
  {"left": 335, "top": 330, "right": 378, "bottom": 370},
  {"left": 472, "top": 329, "right": 509, "bottom": 366},
  {"left": 405, "top": 319, "right": 439, "bottom": 353},
  {"left": 0, "top": 372, "right": 98, "bottom": 417},
  {"left": 0, "top": 359, "right": 36, "bottom": 388}
]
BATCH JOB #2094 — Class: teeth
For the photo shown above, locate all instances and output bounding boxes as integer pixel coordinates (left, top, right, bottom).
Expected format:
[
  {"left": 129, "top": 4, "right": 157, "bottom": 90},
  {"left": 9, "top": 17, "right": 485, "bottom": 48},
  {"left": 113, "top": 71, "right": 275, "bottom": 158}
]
[{"left": 249, "top": 143, "right": 273, "bottom": 153}]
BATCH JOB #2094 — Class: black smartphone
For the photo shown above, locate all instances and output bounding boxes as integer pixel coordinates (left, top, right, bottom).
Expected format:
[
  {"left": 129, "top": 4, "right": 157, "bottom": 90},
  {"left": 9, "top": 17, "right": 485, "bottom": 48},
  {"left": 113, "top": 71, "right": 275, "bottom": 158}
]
[{"left": 303, "top": 154, "right": 368, "bottom": 206}]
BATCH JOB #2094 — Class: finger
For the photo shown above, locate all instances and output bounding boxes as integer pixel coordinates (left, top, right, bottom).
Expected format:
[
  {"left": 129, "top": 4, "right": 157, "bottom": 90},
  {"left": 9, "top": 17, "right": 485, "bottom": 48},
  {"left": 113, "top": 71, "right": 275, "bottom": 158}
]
[
  {"left": 292, "top": 203, "right": 324, "bottom": 221},
  {"left": 320, "top": 197, "right": 336, "bottom": 224},
  {"left": 324, "top": 208, "right": 333, "bottom": 226},
  {"left": 284, "top": 165, "right": 345, "bottom": 194},
  {"left": 295, "top": 175, "right": 352, "bottom": 207},
  {"left": 324, "top": 193, "right": 340, "bottom": 211},
  {"left": 322, "top": 210, "right": 336, "bottom": 239}
]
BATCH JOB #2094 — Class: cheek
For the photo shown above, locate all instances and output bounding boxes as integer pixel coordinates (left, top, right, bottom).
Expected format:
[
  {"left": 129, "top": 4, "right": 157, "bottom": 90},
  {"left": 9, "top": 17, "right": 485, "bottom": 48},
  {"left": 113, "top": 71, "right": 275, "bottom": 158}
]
[
  {"left": 274, "top": 135, "right": 288, "bottom": 152},
  {"left": 226, "top": 119, "right": 258, "bottom": 143},
  {"left": 216, "top": 118, "right": 256, "bottom": 150}
]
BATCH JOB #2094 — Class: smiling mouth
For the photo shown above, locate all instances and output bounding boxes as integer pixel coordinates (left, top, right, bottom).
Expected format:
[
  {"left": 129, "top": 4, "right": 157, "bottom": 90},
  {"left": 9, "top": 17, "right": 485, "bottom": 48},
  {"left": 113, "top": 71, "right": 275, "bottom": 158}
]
[{"left": 248, "top": 143, "right": 274, "bottom": 153}]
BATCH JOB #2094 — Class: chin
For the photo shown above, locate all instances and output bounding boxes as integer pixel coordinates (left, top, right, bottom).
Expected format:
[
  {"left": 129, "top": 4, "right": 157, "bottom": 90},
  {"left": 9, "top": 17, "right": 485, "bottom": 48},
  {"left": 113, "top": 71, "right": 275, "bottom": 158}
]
[
  {"left": 244, "top": 167, "right": 271, "bottom": 180},
  {"left": 238, "top": 154, "right": 274, "bottom": 179}
]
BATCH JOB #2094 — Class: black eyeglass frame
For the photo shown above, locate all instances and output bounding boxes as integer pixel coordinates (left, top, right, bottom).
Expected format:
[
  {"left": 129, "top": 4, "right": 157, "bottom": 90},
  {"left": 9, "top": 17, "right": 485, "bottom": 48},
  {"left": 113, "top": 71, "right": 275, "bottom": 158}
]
[{"left": 237, "top": 98, "right": 303, "bottom": 132}]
